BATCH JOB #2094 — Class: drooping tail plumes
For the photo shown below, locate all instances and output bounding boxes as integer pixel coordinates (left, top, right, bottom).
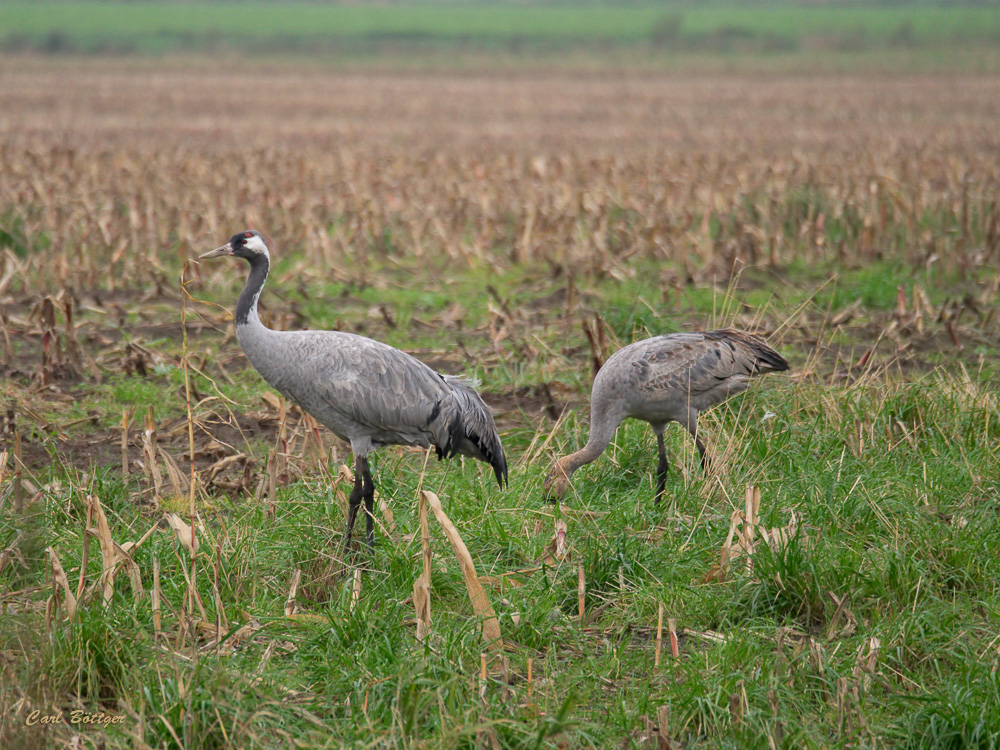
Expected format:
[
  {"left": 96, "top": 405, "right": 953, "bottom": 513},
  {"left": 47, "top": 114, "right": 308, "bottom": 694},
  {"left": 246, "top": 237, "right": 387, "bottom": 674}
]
[
  {"left": 707, "top": 329, "right": 789, "bottom": 375},
  {"left": 436, "top": 376, "right": 508, "bottom": 488}
]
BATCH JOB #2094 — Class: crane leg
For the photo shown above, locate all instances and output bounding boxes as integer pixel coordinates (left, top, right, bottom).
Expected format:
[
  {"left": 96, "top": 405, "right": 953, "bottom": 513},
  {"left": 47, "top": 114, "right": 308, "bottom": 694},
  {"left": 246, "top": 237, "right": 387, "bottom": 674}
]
[
  {"left": 342, "top": 455, "right": 368, "bottom": 556},
  {"left": 361, "top": 459, "right": 376, "bottom": 551},
  {"left": 696, "top": 436, "right": 710, "bottom": 473},
  {"left": 654, "top": 431, "right": 670, "bottom": 504},
  {"left": 681, "top": 413, "right": 711, "bottom": 475}
]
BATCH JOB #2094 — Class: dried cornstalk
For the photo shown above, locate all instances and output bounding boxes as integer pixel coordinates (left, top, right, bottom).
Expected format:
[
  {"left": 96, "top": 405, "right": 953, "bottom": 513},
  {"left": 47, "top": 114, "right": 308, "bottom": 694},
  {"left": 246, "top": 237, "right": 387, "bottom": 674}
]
[
  {"left": 413, "top": 576, "right": 431, "bottom": 642},
  {"left": 582, "top": 312, "right": 610, "bottom": 378},
  {"left": 479, "top": 652, "right": 488, "bottom": 703},
  {"left": 419, "top": 490, "right": 432, "bottom": 584},
  {"left": 302, "top": 413, "right": 328, "bottom": 473},
  {"left": 152, "top": 555, "right": 162, "bottom": 637},
  {"left": 113, "top": 539, "right": 145, "bottom": 603},
  {"left": 703, "top": 485, "right": 802, "bottom": 583},
  {"left": 47, "top": 547, "right": 77, "bottom": 621},
  {"left": 349, "top": 568, "right": 362, "bottom": 613},
  {"left": 76, "top": 498, "right": 94, "bottom": 602},
  {"left": 284, "top": 569, "right": 302, "bottom": 617},
  {"left": 377, "top": 496, "right": 397, "bottom": 543},
  {"left": 0, "top": 447, "right": 12, "bottom": 516},
  {"left": 141, "top": 407, "right": 164, "bottom": 499},
  {"left": 164, "top": 510, "right": 206, "bottom": 632},
  {"left": 90, "top": 494, "right": 117, "bottom": 605},
  {"left": 655, "top": 603, "right": 664, "bottom": 667},
  {"left": 541, "top": 518, "right": 569, "bottom": 566},
  {"left": 413, "top": 489, "right": 432, "bottom": 640},
  {"left": 3, "top": 70, "right": 1000, "bottom": 292},
  {"left": 657, "top": 706, "right": 671, "bottom": 750},
  {"left": 854, "top": 637, "right": 882, "bottom": 691},
  {"left": 267, "top": 447, "right": 278, "bottom": 518},
  {"left": 422, "top": 490, "right": 502, "bottom": 650},
  {"left": 212, "top": 539, "right": 228, "bottom": 638},
  {"left": 61, "top": 293, "right": 82, "bottom": 372}
]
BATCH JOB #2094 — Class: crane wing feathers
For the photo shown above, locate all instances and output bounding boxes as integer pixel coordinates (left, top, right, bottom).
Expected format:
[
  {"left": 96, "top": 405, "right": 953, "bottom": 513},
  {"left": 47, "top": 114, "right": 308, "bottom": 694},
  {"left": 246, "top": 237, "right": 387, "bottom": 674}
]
[
  {"left": 275, "top": 333, "right": 506, "bottom": 486},
  {"left": 311, "top": 341, "right": 451, "bottom": 437},
  {"left": 624, "top": 330, "right": 785, "bottom": 395}
]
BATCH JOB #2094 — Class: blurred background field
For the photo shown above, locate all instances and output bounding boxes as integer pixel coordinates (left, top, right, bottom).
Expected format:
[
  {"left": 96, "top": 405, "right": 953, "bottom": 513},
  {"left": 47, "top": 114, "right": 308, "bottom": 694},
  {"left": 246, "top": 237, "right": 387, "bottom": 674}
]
[
  {"left": 1, "top": 2, "right": 999, "bottom": 749},
  {"left": 3, "top": 0, "right": 1000, "bottom": 70}
]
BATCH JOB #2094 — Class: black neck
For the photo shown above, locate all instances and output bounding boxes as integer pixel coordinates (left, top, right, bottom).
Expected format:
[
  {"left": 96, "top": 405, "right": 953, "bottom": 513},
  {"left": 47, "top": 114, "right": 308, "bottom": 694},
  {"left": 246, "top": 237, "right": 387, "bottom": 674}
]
[{"left": 235, "top": 254, "right": 269, "bottom": 326}]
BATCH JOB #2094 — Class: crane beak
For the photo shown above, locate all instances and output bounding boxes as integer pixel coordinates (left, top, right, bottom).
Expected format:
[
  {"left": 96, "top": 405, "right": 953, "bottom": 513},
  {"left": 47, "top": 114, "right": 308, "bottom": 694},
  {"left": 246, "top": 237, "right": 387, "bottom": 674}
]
[{"left": 200, "top": 243, "right": 233, "bottom": 259}]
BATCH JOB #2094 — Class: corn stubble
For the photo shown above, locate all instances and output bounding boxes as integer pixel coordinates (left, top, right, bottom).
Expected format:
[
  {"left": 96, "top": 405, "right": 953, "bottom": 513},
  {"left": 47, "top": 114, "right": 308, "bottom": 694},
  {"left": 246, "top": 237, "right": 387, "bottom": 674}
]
[{"left": 0, "top": 68, "right": 998, "bottom": 295}]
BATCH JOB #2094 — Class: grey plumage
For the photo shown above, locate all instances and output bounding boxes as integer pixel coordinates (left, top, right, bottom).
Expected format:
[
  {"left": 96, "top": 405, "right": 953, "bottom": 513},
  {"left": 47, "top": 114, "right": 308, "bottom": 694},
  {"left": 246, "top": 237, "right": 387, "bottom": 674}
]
[
  {"left": 201, "top": 230, "right": 507, "bottom": 552},
  {"left": 543, "top": 329, "right": 788, "bottom": 502}
]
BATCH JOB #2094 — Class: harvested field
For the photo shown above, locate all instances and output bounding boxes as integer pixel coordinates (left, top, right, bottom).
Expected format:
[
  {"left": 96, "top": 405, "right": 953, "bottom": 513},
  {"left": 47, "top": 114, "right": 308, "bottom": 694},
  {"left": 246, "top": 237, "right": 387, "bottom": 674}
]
[
  {"left": 1, "top": 56, "right": 999, "bottom": 749},
  {"left": 2, "top": 60, "right": 997, "bottom": 447}
]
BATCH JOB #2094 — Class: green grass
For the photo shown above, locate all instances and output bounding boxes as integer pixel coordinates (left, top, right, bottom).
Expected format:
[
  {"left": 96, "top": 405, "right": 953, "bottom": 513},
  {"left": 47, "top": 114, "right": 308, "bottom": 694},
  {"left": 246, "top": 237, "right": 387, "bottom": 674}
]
[
  {"left": 3, "top": 0, "right": 1000, "bottom": 65},
  {"left": 3, "top": 366, "right": 999, "bottom": 747}
]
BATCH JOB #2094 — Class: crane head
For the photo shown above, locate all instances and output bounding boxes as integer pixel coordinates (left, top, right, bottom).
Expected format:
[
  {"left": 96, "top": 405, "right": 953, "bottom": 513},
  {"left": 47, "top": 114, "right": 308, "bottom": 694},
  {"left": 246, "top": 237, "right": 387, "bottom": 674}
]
[
  {"left": 542, "top": 460, "right": 571, "bottom": 504},
  {"left": 201, "top": 230, "right": 269, "bottom": 261}
]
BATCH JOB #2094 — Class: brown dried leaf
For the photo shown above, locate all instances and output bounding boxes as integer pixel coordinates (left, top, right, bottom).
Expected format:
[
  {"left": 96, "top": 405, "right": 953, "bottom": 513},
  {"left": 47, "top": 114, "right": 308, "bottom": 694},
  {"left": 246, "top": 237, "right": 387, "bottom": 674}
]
[
  {"left": 349, "top": 568, "right": 362, "bottom": 613},
  {"left": 422, "top": 490, "right": 503, "bottom": 650},
  {"left": 337, "top": 464, "right": 354, "bottom": 486},
  {"left": 413, "top": 577, "right": 431, "bottom": 641},
  {"left": 202, "top": 453, "right": 246, "bottom": 483},
  {"left": 89, "top": 494, "right": 117, "bottom": 605},
  {"left": 284, "top": 569, "right": 302, "bottom": 617},
  {"left": 113, "top": 539, "right": 145, "bottom": 601},
  {"left": 377, "top": 496, "right": 397, "bottom": 543},
  {"left": 47, "top": 547, "right": 77, "bottom": 620},
  {"left": 165, "top": 513, "right": 200, "bottom": 555},
  {"left": 541, "top": 518, "right": 569, "bottom": 566},
  {"left": 158, "top": 445, "right": 190, "bottom": 498}
]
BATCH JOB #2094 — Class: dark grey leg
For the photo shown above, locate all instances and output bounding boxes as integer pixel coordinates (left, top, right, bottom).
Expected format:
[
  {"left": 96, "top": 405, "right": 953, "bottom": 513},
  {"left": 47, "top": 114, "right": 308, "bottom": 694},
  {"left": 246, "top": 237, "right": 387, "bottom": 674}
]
[
  {"left": 360, "top": 458, "right": 376, "bottom": 551},
  {"left": 695, "top": 435, "right": 710, "bottom": 474},
  {"left": 342, "top": 455, "right": 367, "bottom": 556},
  {"left": 681, "top": 413, "right": 710, "bottom": 475},
  {"left": 655, "top": 431, "right": 670, "bottom": 503}
]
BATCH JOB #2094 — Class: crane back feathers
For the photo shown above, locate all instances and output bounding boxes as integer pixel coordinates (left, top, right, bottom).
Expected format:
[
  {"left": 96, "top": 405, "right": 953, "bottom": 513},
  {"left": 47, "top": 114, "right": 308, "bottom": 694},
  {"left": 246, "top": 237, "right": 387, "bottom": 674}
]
[{"left": 616, "top": 329, "right": 787, "bottom": 410}]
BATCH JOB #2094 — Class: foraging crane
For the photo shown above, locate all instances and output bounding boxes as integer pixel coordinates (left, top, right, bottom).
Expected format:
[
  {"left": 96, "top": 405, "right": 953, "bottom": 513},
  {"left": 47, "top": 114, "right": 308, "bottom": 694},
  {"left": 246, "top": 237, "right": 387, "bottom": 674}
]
[
  {"left": 200, "top": 231, "right": 507, "bottom": 552},
  {"left": 543, "top": 329, "right": 787, "bottom": 502}
]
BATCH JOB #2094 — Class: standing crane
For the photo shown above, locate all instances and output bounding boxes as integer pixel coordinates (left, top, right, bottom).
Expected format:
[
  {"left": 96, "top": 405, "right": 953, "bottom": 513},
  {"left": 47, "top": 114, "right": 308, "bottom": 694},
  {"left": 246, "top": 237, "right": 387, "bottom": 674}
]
[
  {"left": 543, "top": 329, "right": 787, "bottom": 502},
  {"left": 200, "top": 230, "right": 507, "bottom": 552}
]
